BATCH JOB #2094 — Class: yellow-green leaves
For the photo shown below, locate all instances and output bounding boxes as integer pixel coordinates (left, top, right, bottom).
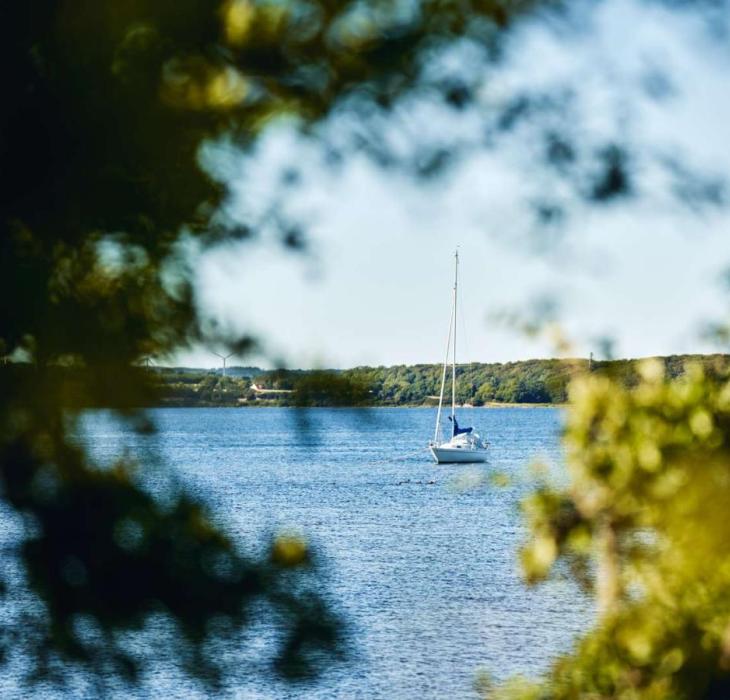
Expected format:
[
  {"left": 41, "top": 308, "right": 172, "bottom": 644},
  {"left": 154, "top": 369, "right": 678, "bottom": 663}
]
[
  {"left": 221, "top": 0, "right": 256, "bottom": 47},
  {"left": 161, "top": 58, "right": 249, "bottom": 111},
  {"left": 271, "top": 533, "right": 309, "bottom": 568},
  {"left": 500, "top": 360, "right": 730, "bottom": 698}
]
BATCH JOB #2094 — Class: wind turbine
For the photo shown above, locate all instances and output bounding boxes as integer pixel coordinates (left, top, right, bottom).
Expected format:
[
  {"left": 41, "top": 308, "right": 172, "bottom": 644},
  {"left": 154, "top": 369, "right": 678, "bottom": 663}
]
[{"left": 212, "top": 351, "right": 235, "bottom": 378}]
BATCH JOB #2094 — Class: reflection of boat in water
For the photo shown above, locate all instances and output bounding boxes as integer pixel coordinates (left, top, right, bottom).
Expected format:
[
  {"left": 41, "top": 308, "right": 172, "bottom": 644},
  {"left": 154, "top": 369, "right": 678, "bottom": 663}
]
[{"left": 428, "top": 250, "right": 489, "bottom": 464}]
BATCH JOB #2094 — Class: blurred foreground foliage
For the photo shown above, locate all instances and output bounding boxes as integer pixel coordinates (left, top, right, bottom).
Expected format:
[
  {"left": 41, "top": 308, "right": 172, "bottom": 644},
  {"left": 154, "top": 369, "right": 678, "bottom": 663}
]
[
  {"left": 2, "top": 0, "right": 729, "bottom": 694},
  {"left": 0, "top": 0, "right": 547, "bottom": 689},
  {"left": 489, "top": 359, "right": 730, "bottom": 698}
]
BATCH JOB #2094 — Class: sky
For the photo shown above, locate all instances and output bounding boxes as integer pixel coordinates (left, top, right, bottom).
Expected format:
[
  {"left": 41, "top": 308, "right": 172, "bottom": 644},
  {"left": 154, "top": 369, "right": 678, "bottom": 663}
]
[{"left": 176, "top": 0, "right": 730, "bottom": 370}]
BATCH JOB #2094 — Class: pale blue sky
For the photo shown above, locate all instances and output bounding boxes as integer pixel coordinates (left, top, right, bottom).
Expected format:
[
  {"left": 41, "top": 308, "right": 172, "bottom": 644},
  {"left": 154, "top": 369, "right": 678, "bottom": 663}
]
[{"left": 177, "top": 0, "right": 730, "bottom": 370}]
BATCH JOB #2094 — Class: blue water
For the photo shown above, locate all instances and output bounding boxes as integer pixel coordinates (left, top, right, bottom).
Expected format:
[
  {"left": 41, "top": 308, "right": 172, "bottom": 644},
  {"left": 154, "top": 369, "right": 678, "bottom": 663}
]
[{"left": 2, "top": 407, "right": 592, "bottom": 698}]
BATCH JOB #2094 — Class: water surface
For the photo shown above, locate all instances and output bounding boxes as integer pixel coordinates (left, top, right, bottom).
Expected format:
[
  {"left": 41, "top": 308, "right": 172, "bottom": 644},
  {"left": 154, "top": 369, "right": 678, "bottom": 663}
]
[{"left": 4, "top": 407, "right": 592, "bottom": 698}]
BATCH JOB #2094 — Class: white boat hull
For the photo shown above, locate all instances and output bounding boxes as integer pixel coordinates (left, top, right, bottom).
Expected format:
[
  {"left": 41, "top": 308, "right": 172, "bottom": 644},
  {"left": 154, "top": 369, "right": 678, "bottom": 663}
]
[{"left": 430, "top": 445, "right": 488, "bottom": 464}]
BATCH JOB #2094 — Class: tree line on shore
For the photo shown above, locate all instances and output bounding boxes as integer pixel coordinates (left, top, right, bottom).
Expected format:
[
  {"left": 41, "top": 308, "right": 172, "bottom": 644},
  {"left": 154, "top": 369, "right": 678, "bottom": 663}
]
[{"left": 145, "top": 354, "right": 730, "bottom": 407}]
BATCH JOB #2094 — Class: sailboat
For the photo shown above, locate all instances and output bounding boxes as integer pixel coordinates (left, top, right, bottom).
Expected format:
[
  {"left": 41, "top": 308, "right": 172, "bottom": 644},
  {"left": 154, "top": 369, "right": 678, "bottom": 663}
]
[{"left": 429, "top": 250, "right": 489, "bottom": 464}]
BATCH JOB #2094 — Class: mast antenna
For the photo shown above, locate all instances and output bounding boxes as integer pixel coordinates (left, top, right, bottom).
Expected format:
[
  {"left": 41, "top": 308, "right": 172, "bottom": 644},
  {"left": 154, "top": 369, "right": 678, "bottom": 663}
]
[{"left": 451, "top": 249, "right": 458, "bottom": 433}]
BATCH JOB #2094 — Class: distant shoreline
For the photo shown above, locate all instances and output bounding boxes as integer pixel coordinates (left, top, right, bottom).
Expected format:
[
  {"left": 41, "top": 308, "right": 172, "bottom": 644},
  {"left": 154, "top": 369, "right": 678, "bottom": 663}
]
[
  {"left": 8, "top": 353, "right": 722, "bottom": 409},
  {"left": 150, "top": 401, "right": 564, "bottom": 409},
  {"left": 148, "top": 354, "right": 730, "bottom": 409}
]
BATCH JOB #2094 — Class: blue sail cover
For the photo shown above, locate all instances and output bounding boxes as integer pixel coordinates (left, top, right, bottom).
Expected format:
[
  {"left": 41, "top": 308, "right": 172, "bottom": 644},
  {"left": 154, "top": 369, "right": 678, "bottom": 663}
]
[{"left": 448, "top": 416, "right": 473, "bottom": 436}]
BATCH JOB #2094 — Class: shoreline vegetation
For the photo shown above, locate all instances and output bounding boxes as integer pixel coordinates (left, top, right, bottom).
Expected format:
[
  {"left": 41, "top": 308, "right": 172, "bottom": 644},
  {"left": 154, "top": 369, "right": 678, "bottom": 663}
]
[{"left": 126, "top": 353, "right": 730, "bottom": 408}]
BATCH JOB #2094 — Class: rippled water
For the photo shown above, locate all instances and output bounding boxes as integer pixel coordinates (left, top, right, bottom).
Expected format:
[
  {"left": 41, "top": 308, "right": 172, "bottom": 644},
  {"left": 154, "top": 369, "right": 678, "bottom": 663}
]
[{"left": 2, "top": 407, "right": 593, "bottom": 698}]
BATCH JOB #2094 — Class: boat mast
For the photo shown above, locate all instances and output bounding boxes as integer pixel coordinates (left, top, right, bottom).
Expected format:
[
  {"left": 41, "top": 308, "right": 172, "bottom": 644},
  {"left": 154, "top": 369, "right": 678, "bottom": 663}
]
[
  {"left": 451, "top": 249, "right": 458, "bottom": 433},
  {"left": 433, "top": 281, "right": 455, "bottom": 444}
]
